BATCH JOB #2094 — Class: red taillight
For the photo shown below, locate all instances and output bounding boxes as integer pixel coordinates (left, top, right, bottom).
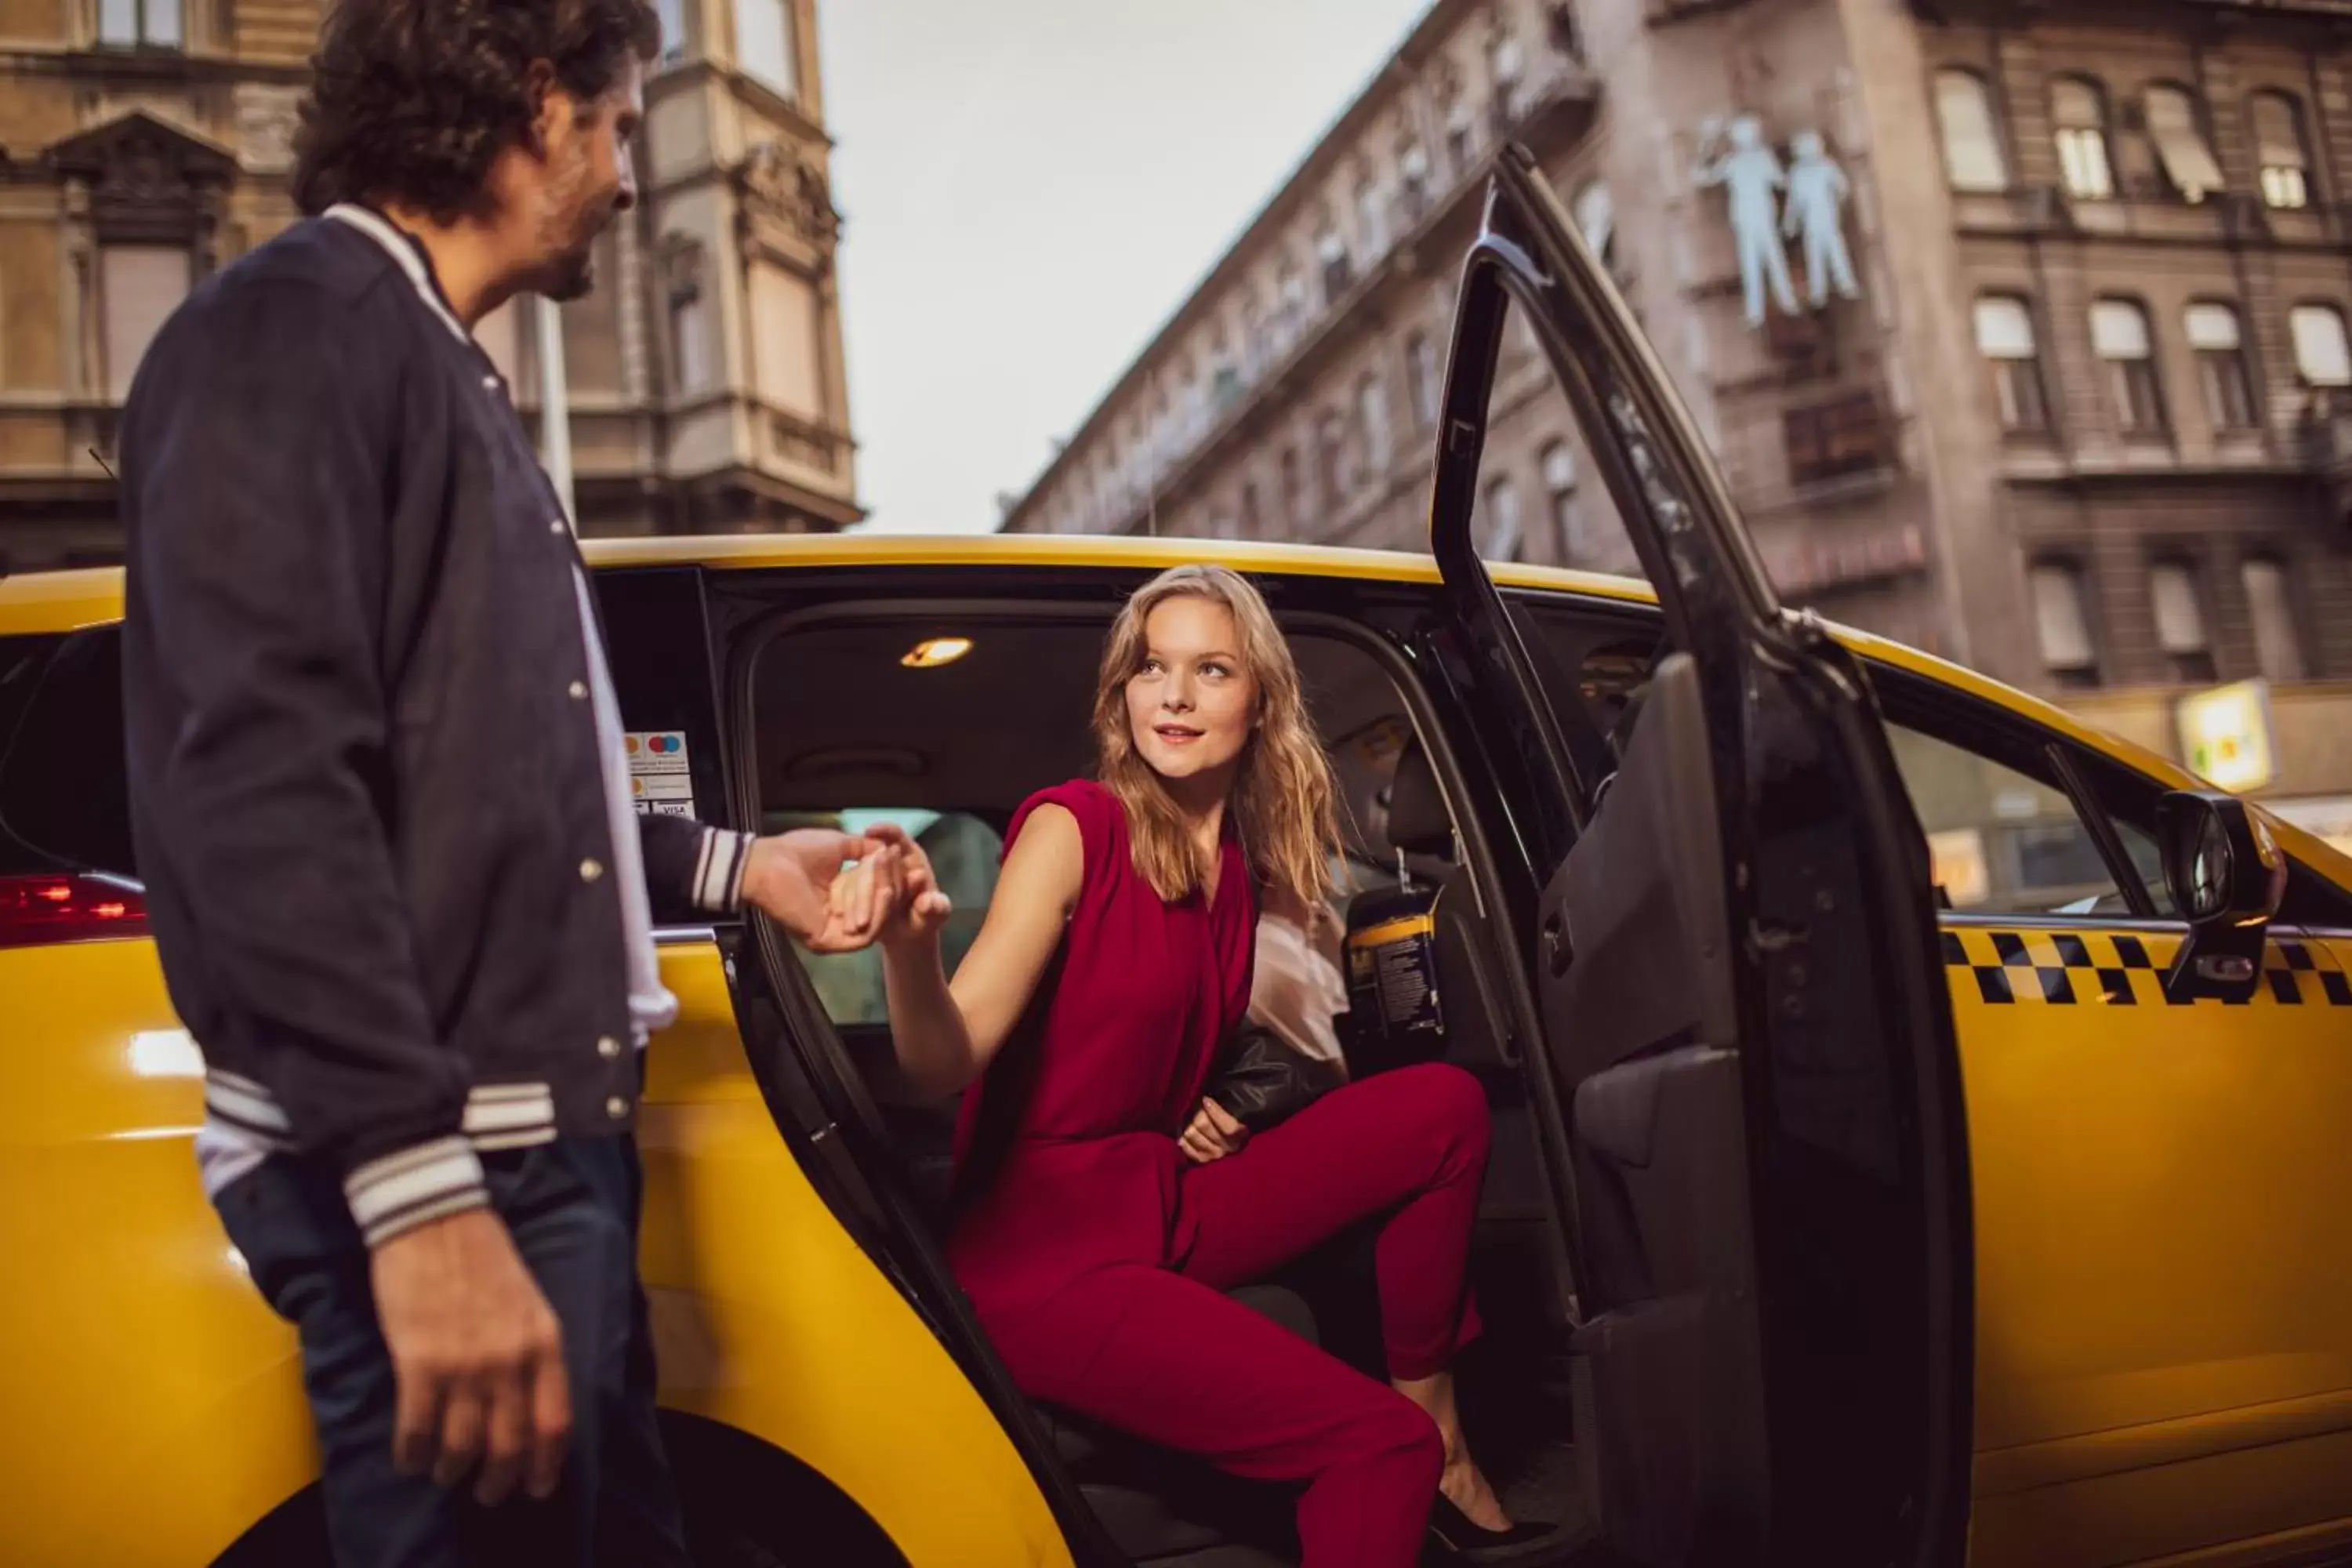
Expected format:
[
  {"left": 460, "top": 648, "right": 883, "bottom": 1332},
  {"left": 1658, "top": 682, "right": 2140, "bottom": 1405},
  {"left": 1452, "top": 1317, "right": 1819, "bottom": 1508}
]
[{"left": 0, "top": 874, "right": 148, "bottom": 949}]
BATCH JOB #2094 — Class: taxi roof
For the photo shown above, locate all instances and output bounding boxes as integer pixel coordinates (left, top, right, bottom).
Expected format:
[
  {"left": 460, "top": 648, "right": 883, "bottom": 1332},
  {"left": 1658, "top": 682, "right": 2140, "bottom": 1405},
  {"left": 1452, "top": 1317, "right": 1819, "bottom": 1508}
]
[{"left": 0, "top": 528, "right": 2201, "bottom": 794}]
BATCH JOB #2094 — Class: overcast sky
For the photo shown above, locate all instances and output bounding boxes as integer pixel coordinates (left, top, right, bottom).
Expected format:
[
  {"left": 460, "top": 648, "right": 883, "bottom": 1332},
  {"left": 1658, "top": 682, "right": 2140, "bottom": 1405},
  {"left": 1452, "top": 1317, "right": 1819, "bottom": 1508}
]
[{"left": 818, "top": 1, "right": 1432, "bottom": 535}]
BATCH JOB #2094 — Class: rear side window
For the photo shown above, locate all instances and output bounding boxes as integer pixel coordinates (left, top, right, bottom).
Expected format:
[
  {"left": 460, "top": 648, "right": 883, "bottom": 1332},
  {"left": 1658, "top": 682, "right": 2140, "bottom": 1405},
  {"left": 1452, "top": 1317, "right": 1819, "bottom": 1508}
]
[{"left": 0, "top": 630, "right": 135, "bottom": 877}]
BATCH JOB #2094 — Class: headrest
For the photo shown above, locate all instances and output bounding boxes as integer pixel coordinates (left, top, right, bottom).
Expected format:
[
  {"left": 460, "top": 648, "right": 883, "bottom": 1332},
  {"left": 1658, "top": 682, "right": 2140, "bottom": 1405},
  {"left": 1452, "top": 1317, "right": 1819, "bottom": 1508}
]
[{"left": 1386, "top": 735, "right": 1455, "bottom": 859}]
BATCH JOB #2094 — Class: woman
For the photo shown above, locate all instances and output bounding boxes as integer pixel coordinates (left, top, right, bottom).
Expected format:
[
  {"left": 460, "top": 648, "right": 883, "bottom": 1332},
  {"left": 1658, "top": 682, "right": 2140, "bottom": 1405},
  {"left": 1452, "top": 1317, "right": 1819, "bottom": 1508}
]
[{"left": 856, "top": 565, "right": 1543, "bottom": 1565}]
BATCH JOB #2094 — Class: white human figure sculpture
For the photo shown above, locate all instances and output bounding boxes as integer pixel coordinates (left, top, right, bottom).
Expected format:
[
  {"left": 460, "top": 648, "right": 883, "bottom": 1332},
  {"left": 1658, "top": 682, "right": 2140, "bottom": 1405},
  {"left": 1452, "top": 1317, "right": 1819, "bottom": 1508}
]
[
  {"left": 1693, "top": 114, "right": 1798, "bottom": 326},
  {"left": 1783, "top": 129, "right": 1860, "bottom": 308}
]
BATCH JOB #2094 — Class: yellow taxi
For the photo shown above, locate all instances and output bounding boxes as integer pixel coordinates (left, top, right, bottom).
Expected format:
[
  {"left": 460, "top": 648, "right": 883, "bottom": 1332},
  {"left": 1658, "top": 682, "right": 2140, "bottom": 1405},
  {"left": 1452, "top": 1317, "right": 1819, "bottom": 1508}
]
[{"left": 6, "top": 153, "right": 2352, "bottom": 1568}]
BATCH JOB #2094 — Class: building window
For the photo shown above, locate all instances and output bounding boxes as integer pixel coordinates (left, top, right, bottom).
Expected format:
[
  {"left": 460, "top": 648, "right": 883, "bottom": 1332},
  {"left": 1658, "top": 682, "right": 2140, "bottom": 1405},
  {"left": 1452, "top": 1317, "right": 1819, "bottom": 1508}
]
[
  {"left": 2251, "top": 93, "right": 2312, "bottom": 211},
  {"left": 2241, "top": 555, "right": 2305, "bottom": 682},
  {"left": 670, "top": 287, "right": 710, "bottom": 395},
  {"left": 1280, "top": 446, "right": 1304, "bottom": 527},
  {"left": 1406, "top": 331, "right": 1441, "bottom": 430},
  {"left": 1399, "top": 136, "right": 1432, "bottom": 224},
  {"left": 2289, "top": 303, "right": 2351, "bottom": 389},
  {"left": 98, "top": 0, "right": 180, "bottom": 46},
  {"left": 1783, "top": 391, "right": 1888, "bottom": 487},
  {"left": 100, "top": 244, "right": 191, "bottom": 401},
  {"left": 2031, "top": 560, "right": 2101, "bottom": 688},
  {"left": 655, "top": 0, "right": 686, "bottom": 62},
  {"left": 1480, "top": 475, "right": 1524, "bottom": 561},
  {"left": 2053, "top": 78, "right": 2114, "bottom": 201},
  {"left": 734, "top": 0, "right": 797, "bottom": 100},
  {"left": 1973, "top": 295, "right": 2048, "bottom": 432},
  {"left": 1240, "top": 481, "right": 1261, "bottom": 539},
  {"left": 1317, "top": 410, "right": 1350, "bottom": 506},
  {"left": 2148, "top": 560, "right": 2216, "bottom": 684},
  {"left": 1490, "top": 27, "right": 1526, "bottom": 123},
  {"left": 2184, "top": 303, "right": 2256, "bottom": 430},
  {"left": 1357, "top": 373, "right": 1392, "bottom": 477},
  {"left": 1445, "top": 91, "right": 1475, "bottom": 175},
  {"left": 1541, "top": 439, "right": 1584, "bottom": 561},
  {"left": 1234, "top": 287, "right": 1264, "bottom": 377},
  {"left": 1934, "top": 68, "right": 2007, "bottom": 192},
  {"left": 1278, "top": 261, "right": 1308, "bottom": 344},
  {"left": 2143, "top": 85, "right": 2223, "bottom": 204},
  {"left": 2090, "top": 298, "right": 2165, "bottom": 434},
  {"left": 749, "top": 263, "right": 823, "bottom": 419},
  {"left": 1356, "top": 176, "right": 1388, "bottom": 262},
  {"left": 1317, "top": 223, "right": 1352, "bottom": 303}
]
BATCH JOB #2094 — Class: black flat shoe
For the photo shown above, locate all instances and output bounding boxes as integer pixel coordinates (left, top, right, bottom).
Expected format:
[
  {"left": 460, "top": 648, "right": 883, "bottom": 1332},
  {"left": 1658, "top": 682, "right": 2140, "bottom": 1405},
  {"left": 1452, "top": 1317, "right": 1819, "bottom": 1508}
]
[{"left": 1427, "top": 1492, "right": 1558, "bottom": 1563}]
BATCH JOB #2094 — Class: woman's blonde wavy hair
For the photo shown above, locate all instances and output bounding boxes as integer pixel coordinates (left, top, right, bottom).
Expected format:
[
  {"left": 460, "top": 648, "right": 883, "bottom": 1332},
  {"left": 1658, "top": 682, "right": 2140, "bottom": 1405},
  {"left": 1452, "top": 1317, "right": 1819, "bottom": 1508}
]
[{"left": 1092, "top": 565, "right": 1341, "bottom": 911}]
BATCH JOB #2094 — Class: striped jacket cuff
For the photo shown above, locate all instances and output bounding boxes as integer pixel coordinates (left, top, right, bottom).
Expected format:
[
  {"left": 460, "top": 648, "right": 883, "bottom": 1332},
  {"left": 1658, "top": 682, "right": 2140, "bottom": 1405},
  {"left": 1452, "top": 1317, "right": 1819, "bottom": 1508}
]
[
  {"left": 691, "top": 828, "right": 754, "bottom": 914},
  {"left": 344, "top": 1136, "right": 489, "bottom": 1248}
]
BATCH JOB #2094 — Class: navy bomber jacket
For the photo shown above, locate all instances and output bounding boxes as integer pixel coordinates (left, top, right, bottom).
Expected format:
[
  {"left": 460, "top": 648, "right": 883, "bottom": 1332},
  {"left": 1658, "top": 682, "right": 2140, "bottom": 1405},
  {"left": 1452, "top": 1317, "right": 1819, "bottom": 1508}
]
[{"left": 118, "top": 207, "right": 753, "bottom": 1244}]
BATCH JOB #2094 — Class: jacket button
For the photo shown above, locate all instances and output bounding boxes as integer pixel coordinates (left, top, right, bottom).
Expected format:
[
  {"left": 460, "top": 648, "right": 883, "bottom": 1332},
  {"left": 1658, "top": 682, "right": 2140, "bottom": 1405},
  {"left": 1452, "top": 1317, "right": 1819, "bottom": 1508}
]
[
  {"left": 580, "top": 858, "right": 604, "bottom": 883},
  {"left": 597, "top": 1035, "right": 621, "bottom": 1059},
  {"left": 568, "top": 680, "right": 588, "bottom": 701},
  {"left": 605, "top": 1095, "right": 628, "bottom": 1120},
  {"left": 550, "top": 518, "right": 568, "bottom": 535}
]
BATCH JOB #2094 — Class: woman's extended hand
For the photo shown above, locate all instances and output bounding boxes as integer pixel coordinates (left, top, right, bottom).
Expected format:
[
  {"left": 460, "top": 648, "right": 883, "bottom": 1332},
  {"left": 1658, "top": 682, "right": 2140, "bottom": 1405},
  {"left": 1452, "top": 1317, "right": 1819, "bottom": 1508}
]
[
  {"left": 1179, "top": 1098, "right": 1250, "bottom": 1164},
  {"left": 853, "top": 825, "right": 953, "bottom": 950}
]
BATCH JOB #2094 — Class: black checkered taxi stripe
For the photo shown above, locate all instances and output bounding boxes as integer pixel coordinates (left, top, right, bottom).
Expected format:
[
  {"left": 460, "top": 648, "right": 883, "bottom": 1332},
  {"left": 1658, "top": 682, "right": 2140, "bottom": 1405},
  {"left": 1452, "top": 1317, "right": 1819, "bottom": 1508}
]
[{"left": 1939, "top": 929, "right": 2352, "bottom": 1007}]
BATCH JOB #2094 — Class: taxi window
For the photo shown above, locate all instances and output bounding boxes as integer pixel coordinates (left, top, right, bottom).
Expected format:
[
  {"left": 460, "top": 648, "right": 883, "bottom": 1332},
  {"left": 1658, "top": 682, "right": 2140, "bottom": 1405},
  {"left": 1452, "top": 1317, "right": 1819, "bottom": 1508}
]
[
  {"left": 769, "top": 808, "right": 1002, "bottom": 1026},
  {"left": 0, "top": 629, "right": 135, "bottom": 878},
  {"left": 1889, "top": 724, "right": 2129, "bottom": 916}
]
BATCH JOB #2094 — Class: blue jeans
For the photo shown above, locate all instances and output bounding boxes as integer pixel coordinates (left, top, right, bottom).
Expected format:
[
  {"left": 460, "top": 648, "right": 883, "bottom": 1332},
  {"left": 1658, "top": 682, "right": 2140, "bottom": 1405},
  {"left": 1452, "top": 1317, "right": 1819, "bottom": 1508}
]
[{"left": 212, "top": 1136, "right": 689, "bottom": 1568}]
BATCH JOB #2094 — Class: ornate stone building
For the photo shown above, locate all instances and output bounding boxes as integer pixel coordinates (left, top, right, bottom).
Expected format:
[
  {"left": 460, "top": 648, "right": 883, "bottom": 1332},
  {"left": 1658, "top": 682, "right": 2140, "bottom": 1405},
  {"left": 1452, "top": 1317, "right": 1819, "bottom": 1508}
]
[
  {"left": 0, "top": 0, "right": 858, "bottom": 568},
  {"left": 999, "top": 0, "right": 2352, "bottom": 838}
]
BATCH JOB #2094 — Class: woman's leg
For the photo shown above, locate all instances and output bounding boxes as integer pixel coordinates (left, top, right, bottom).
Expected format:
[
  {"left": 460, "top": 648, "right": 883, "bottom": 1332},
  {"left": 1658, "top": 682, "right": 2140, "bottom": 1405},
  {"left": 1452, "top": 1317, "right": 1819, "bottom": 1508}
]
[
  {"left": 990, "top": 1265, "right": 1444, "bottom": 1568},
  {"left": 1175, "top": 1061, "right": 1509, "bottom": 1526}
]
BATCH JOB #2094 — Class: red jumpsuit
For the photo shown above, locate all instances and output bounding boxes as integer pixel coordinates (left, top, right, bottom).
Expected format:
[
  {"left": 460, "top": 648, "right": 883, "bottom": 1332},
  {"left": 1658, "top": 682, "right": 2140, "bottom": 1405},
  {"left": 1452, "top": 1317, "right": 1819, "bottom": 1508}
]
[{"left": 947, "top": 781, "right": 1493, "bottom": 1566}]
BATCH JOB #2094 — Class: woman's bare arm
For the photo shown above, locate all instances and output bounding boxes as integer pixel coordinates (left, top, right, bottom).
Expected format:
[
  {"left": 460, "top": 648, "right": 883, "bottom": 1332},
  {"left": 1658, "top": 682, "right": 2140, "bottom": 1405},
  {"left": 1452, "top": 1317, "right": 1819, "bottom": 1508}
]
[{"left": 877, "top": 804, "right": 1084, "bottom": 1102}]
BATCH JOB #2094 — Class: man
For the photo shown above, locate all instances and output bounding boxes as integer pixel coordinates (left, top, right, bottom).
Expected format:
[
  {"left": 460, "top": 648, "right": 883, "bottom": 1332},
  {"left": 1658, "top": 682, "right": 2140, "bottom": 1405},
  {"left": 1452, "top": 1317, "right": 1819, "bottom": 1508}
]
[{"left": 116, "top": 0, "right": 900, "bottom": 1560}]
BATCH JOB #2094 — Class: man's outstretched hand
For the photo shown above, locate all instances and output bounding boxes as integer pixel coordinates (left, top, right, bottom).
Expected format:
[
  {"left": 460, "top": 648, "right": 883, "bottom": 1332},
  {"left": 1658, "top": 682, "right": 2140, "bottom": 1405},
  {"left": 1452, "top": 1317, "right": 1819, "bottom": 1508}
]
[{"left": 741, "top": 826, "right": 938, "bottom": 953}]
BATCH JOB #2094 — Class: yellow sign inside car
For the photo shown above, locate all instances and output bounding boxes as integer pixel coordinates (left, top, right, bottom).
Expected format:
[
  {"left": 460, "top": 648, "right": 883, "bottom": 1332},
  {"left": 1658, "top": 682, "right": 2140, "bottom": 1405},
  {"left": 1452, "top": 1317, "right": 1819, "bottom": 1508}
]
[{"left": 2177, "top": 679, "right": 2278, "bottom": 793}]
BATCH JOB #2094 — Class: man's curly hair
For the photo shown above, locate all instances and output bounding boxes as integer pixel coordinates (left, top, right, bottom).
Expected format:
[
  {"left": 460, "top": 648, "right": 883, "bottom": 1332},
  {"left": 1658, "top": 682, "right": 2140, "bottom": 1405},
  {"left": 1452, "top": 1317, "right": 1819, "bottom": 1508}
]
[{"left": 292, "top": 0, "right": 659, "bottom": 222}]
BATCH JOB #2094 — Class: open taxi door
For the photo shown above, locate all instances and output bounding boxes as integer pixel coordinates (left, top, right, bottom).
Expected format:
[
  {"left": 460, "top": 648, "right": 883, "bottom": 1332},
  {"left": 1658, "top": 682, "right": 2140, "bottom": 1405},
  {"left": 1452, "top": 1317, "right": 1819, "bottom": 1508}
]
[{"left": 1427, "top": 147, "right": 1973, "bottom": 1566}]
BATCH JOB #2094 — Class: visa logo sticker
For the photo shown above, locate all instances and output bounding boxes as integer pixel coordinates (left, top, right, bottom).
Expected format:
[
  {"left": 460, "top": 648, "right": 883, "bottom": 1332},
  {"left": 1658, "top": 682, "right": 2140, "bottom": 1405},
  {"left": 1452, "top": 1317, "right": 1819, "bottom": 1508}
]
[{"left": 625, "top": 731, "right": 695, "bottom": 816}]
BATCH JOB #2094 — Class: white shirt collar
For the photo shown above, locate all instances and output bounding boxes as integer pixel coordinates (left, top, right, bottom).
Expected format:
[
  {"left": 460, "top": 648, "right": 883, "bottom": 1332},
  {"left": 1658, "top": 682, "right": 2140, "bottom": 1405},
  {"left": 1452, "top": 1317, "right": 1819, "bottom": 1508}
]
[{"left": 324, "top": 202, "right": 470, "bottom": 345}]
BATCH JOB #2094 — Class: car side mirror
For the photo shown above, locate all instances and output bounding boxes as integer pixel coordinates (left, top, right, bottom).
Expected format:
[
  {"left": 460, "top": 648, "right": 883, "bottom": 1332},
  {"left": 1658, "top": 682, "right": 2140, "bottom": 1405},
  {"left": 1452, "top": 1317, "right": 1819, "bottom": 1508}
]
[{"left": 2157, "top": 789, "right": 2288, "bottom": 1003}]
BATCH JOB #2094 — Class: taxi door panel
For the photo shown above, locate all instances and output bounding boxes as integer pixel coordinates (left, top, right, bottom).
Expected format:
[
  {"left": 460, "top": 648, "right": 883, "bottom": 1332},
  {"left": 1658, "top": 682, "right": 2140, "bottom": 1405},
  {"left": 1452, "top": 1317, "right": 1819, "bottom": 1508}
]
[
  {"left": 1425, "top": 150, "right": 1972, "bottom": 1568},
  {"left": 1952, "top": 914, "right": 2352, "bottom": 1566}
]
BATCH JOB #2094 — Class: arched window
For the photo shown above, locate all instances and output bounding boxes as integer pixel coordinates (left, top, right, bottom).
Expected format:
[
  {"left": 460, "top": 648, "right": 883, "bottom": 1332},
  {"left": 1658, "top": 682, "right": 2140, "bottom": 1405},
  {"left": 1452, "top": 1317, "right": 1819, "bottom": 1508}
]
[
  {"left": 2089, "top": 298, "right": 2164, "bottom": 433},
  {"left": 2143, "top": 84, "right": 2223, "bottom": 203},
  {"left": 2251, "top": 93, "right": 2313, "bottom": 210},
  {"left": 2052, "top": 78, "right": 2114, "bottom": 200},
  {"left": 2183, "top": 302, "right": 2255, "bottom": 430},
  {"left": 2289, "top": 303, "right": 2351, "bottom": 389},
  {"left": 1934, "top": 69, "right": 2007, "bottom": 192},
  {"left": 1973, "top": 295, "right": 2047, "bottom": 431}
]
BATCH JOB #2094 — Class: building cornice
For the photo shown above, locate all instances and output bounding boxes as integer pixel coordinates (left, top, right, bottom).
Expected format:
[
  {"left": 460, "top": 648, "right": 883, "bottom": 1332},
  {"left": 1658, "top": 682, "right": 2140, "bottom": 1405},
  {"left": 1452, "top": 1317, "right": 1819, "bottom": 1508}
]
[
  {"left": 0, "top": 43, "right": 309, "bottom": 86},
  {"left": 644, "top": 54, "right": 834, "bottom": 151}
]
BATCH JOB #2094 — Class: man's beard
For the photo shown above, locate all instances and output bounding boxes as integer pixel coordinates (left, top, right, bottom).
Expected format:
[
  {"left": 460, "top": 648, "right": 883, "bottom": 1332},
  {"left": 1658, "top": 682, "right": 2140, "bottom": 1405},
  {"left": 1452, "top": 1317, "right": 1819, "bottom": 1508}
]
[{"left": 542, "top": 241, "right": 597, "bottom": 302}]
